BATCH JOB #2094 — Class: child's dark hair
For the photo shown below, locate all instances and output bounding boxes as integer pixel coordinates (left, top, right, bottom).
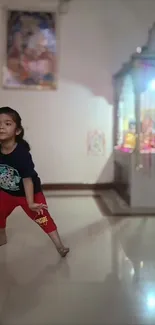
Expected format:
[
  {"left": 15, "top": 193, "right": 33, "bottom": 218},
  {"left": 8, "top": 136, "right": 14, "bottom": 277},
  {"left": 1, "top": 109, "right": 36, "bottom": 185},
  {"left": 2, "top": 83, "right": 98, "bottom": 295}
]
[{"left": 0, "top": 106, "right": 30, "bottom": 151}]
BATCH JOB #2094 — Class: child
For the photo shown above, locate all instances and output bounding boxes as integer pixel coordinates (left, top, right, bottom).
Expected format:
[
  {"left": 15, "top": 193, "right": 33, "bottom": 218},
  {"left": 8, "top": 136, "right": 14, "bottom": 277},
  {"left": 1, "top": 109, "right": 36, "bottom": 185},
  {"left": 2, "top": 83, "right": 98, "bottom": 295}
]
[{"left": 0, "top": 106, "right": 69, "bottom": 257}]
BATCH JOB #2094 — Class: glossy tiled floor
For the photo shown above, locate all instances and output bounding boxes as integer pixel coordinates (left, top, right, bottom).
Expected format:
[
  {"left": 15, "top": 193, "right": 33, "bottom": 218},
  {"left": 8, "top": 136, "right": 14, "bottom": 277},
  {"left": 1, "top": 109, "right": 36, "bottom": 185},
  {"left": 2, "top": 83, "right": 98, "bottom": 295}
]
[{"left": 0, "top": 193, "right": 155, "bottom": 324}]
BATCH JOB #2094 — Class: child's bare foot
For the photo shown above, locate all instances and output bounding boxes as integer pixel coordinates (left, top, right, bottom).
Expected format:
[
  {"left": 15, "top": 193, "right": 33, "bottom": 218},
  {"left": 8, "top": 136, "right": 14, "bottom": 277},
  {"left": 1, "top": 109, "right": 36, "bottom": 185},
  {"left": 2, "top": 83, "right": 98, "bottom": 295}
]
[
  {"left": 0, "top": 229, "right": 7, "bottom": 246},
  {"left": 57, "top": 247, "right": 70, "bottom": 258},
  {"left": 48, "top": 230, "right": 69, "bottom": 257}
]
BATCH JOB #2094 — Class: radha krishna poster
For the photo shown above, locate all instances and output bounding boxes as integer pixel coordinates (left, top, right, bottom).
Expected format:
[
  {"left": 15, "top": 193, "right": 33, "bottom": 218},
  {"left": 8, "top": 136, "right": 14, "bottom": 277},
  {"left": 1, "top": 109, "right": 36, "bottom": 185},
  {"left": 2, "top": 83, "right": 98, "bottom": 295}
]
[{"left": 3, "top": 10, "right": 57, "bottom": 89}]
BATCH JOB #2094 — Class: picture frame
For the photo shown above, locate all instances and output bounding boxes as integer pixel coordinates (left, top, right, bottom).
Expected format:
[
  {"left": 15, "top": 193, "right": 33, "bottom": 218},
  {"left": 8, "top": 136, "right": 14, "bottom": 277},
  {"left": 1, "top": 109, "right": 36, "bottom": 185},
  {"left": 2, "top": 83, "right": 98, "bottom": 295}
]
[
  {"left": 3, "top": 10, "right": 57, "bottom": 90},
  {"left": 87, "top": 130, "right": 105, "bottom": 156}
]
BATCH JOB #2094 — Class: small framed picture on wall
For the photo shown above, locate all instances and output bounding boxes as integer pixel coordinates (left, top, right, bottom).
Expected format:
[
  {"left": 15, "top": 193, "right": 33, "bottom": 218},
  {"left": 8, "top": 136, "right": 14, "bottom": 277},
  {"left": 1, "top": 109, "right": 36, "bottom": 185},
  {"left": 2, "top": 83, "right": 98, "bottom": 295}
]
[
  {"left": 87, "top": 130, "right": 105, "bottom": 156},
  {"left": 3, "top": 10, "right": 57, "bottom": 90}
]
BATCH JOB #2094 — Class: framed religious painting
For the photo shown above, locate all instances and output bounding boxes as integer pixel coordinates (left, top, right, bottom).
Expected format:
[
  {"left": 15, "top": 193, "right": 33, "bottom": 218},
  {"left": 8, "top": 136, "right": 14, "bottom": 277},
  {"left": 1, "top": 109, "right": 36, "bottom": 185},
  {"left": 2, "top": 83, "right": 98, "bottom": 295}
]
[
  {"left": 87, "top": 130, "right": 105, "bottom": 156},
  {"left": 3, "top": 10, "right": 57, "bottom": 90}
]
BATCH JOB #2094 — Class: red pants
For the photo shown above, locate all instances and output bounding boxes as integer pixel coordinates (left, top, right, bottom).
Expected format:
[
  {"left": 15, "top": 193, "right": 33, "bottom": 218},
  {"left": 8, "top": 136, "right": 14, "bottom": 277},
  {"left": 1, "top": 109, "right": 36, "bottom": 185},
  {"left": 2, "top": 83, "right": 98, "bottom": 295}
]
[{"left": 0, "top": 191, "right": 57, "bottom": 233}]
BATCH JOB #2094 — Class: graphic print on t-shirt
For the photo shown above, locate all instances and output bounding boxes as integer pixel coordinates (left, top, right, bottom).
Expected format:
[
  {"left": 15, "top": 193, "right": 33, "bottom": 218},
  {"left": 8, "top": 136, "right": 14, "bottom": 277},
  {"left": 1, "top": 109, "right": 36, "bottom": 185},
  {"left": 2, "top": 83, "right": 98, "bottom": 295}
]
[{"left": 0, "top": 164, "right": 21, "bottom": 191}]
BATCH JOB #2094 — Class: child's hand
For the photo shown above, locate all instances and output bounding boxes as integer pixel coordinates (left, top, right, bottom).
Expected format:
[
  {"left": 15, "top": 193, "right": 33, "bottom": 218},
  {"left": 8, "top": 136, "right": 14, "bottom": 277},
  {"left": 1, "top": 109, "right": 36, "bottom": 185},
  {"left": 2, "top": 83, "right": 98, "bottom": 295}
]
[{"left": 28, "top": 203, "right": 48, "bottom": 214}]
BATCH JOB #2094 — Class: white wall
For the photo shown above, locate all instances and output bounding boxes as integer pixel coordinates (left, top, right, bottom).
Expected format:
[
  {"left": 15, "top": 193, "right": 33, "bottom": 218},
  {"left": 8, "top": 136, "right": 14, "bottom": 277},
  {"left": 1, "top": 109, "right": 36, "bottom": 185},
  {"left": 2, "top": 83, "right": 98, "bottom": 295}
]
[{"left": 0, "top": 0, "right": 155, "bottom": 184}]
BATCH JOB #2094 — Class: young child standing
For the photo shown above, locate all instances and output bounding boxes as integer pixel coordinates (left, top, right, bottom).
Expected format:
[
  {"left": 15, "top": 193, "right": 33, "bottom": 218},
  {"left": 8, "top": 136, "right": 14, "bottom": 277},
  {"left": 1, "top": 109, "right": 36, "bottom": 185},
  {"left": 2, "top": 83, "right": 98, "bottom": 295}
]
[{"left": 0, "top": 106, "right": 69, "bottom": 257}]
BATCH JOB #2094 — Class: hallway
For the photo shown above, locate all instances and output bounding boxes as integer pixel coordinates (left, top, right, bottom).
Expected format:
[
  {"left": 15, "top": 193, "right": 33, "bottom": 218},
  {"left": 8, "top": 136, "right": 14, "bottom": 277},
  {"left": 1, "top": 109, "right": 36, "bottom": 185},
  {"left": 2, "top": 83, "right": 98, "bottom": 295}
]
[{"left": 0, "top": 193, "right": 154, "bottom": 325}]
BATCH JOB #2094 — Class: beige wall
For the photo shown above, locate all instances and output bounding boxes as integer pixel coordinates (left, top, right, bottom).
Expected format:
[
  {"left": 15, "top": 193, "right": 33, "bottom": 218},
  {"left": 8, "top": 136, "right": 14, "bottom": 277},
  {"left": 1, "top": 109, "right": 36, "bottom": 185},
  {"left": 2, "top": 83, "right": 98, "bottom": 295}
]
[{"left": 0, "top": 0, "right": 155, "bottom": 183}]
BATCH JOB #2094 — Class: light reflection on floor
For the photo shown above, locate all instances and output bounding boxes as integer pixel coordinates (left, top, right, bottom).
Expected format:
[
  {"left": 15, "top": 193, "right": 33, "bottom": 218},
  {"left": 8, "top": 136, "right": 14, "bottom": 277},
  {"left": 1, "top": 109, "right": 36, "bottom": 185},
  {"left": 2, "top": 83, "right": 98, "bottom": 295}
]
[{"left": 0, "top": 193, "right": 155, "bottom": 324}]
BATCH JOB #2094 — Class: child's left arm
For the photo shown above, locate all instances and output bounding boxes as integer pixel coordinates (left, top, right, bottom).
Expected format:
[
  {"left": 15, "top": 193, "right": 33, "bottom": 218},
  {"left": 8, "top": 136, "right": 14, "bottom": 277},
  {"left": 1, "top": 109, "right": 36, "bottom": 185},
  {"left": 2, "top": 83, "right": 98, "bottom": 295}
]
[
  {"left": 19, "top": 150, "right": 47, "bottom": 213},
  {"left": 23, "top": 177, "right": 47, "bottom": 213},
  {"left": 23, "top": 177, "right": 34, "bottom": 206}
]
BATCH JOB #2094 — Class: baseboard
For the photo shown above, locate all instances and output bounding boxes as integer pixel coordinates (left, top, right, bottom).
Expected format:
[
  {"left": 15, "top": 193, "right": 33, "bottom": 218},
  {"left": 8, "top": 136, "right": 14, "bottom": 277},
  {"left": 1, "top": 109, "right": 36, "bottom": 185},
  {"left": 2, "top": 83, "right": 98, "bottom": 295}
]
[
  {"left": 42, "top": 182, "right": 155, "bottom": 216},
  {"left": 42, "top": 183, "right": 114, "bottom": 191},
  {"left": 113, "top": 182, "right": 130, "bottom": 205}
]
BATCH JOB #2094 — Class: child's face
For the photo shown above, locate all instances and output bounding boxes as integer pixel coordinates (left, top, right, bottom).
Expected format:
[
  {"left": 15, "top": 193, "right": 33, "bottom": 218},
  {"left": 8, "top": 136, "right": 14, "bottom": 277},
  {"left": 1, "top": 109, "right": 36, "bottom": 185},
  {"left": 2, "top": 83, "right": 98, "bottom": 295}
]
[{"left": 0, "top": 114, "right": 20, "bottom": 142}]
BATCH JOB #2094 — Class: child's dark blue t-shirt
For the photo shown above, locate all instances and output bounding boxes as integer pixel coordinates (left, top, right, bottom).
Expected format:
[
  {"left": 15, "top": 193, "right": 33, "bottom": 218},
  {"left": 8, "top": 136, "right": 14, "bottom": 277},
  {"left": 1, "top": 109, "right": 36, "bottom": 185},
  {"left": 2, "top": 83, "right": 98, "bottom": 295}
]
[{"left": 0, "top": 143, "right": 42, "bottom": 196}]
